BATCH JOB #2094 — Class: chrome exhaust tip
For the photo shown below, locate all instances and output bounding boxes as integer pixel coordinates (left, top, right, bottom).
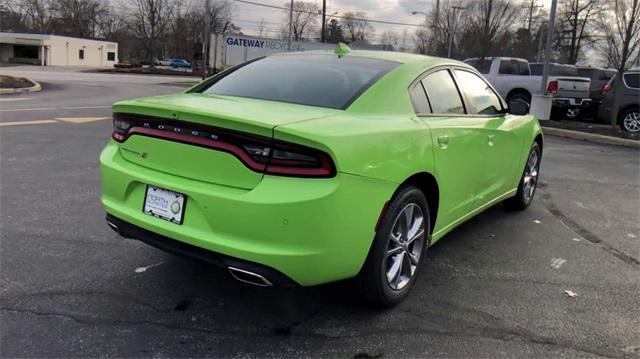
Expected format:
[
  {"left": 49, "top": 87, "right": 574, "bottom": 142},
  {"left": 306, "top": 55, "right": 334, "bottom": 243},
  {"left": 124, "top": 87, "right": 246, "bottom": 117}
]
[
  {"left": 228, "top": 267, "right": 273, "bottom": 287},
  {"left": 106, "top": 219, "right": 120, "bottom": 233}
]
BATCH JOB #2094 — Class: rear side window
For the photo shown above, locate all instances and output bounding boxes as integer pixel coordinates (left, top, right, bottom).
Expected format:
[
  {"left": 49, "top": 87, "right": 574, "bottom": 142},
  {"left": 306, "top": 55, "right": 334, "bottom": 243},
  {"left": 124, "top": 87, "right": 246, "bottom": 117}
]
[
  {"left": 199, "top": 55, "right": 399, "bottom": 109},
  {"left": 409, "top": 83, "right": 431, "bottom": 114},
  {"left": 623, "top": 73, "right": 639, "bottom": 89},
  {"left": 454, "top": 70, "right": 503, "bottom": 115},
  {"left": 499, "top": 59, "right": 529, "bottom": 75},
  {"left": 421, "top": 70, "right": 465, "bottom": 114},
  {"left": 530, "top": 64, "right": 543, "bottom": 76},
  {"left": 465, "top": 59, "right": 492, "bottom": 74}
]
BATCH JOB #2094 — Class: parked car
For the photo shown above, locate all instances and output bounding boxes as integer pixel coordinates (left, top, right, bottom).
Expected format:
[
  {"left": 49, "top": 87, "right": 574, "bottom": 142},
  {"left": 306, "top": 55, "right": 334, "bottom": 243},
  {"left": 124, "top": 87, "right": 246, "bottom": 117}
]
[
  {"left": 463, "top": 57, "right": 538, "bottom": 106},
  {"left": 170, "top": 58, "right": 191, "bottom": 68},
  {"left": 577, "top": 66, "right": 617, "bottom": 110},
  {"left": 529, "top": 63, "right": 592, "bottom": 119},
  {"left": 154, "top": 58, "right": 171, "bottom": 66},
  {"left": 599, "top": 70, "right": 640, "bottom": 133},
  {"left": 101, "top": 50, "right": 542, "bottom": 306}
]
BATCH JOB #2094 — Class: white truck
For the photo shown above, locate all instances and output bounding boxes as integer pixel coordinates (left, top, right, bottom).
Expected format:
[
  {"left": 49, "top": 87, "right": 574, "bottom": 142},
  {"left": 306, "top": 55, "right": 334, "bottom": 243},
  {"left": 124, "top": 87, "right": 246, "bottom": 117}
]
[{"left": 463, "top": 57, "right": 592, "bottom": 119}]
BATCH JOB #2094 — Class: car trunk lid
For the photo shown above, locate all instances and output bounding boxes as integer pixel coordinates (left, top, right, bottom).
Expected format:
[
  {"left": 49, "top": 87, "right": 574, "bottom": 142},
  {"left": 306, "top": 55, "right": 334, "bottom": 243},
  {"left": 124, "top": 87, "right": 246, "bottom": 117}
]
[{"left": 113, "top": 93, "right": 338, "bottom": 189}]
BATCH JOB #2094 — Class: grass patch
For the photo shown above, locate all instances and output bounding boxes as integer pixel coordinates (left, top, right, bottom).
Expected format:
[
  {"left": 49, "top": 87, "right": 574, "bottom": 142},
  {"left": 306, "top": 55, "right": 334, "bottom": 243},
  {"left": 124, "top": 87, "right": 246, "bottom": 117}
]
[{"left": 0, "top": 74, "right": 34, "bottom": 89}]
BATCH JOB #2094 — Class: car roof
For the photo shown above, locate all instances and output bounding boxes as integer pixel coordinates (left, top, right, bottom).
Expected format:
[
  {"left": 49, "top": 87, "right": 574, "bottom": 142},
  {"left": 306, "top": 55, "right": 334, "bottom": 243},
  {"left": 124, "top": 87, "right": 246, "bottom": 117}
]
[
  {"left": 463, "top": 56, "right": 529, "bottom": 62},
  {"left": 272, "top": 50, "right": 461, "bottom": 67}
]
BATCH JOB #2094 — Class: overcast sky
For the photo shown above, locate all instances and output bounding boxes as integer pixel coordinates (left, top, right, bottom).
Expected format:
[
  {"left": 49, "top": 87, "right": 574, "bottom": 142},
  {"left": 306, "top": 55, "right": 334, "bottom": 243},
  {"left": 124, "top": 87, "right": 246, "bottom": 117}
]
[{"left": 229, "top": 0, "right": 554, "bottom": 41}]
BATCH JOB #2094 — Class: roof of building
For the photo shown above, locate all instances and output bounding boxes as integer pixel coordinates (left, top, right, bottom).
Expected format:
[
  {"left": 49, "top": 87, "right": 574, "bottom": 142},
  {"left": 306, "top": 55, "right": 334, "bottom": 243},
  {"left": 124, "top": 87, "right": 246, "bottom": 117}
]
[{"left": 0, "top": 32, "right": 117, "bottom": 45}]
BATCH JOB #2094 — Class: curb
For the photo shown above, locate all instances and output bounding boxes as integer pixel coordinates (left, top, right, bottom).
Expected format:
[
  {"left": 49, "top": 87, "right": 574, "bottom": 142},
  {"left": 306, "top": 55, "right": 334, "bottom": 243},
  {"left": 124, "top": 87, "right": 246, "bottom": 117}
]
[
  {"left": 0, "top": 76, "right": 42, "bottom": 94},
  {"left": 542, "top": 127, "right": 640, "bottom": 149}
]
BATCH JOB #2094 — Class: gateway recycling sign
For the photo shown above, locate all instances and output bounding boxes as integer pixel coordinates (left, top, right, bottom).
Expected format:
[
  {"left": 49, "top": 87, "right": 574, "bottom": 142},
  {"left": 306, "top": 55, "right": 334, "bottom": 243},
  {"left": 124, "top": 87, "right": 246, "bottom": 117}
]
[{"left": 216, "top": 35, "right": 334, "bottom": 67}]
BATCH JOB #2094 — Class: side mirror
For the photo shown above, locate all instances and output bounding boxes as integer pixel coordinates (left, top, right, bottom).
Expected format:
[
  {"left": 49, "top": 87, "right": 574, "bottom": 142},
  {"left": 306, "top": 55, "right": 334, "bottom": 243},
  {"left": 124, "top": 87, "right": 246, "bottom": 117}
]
[{"left": 508, "top": 100, "right": 530, "bottom": 115}]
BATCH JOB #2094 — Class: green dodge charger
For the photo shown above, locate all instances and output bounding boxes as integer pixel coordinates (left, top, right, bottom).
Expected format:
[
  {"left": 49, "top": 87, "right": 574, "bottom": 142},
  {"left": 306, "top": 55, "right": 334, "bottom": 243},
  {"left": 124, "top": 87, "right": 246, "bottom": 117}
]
[{"left": 100, "top": 47, "right": 542, "bottom": 306}]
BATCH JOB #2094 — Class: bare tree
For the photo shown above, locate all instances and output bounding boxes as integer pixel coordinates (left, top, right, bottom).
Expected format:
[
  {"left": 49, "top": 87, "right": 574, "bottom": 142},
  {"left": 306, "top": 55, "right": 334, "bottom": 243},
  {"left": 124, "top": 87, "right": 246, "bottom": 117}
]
[
  {"left": 414, "top": 26, "right": 430, "bottom": 54},
  {"left": 20, "top": 0, "right": 57, "bottom": 33},
  {"left": 459, "top": 0, "right": 520, "bottom": 59},
  {"left": 597, "top": 0, "right": 640, "bottom": 71},
  {"left": 556, "top": 0, "right": 605, "bottom": 64},
  {"left": 54, "top": 0, "right": 106, "bottom": 38},
  {"left": 128, "top": 0, "right": 174, "bottom": 63},
  {"left": 342, "top": 11, "right": 375, "bottom": 42},
  {"left": 256, "top": 17, "right": 266, "bottom": 37},
  {"left": 381, "top": 29, "right": 398, "bottom": 49},
  {"left": 281, "top": 1, "right": 319, "bottom": 41}
]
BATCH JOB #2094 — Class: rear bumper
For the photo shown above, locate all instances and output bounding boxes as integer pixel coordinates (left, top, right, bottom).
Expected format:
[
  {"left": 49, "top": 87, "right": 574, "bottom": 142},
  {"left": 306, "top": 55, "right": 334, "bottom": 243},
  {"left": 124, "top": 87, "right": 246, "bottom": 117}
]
[
  {"left": 552, "top": 98, "right": 592, "bottom": 108},
  {"left": 106, "top": 214, "right": 297, "bottom": 286},
  {"left": 100, "top": 141, "right": 397, "bottom": 286}
]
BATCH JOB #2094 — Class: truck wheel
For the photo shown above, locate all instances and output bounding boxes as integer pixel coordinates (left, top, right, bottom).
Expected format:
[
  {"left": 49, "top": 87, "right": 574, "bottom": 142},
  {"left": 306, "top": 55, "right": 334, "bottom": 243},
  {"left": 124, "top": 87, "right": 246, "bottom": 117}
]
[{"left": 507, "top": 92, "right": 531, "bottom": 108}]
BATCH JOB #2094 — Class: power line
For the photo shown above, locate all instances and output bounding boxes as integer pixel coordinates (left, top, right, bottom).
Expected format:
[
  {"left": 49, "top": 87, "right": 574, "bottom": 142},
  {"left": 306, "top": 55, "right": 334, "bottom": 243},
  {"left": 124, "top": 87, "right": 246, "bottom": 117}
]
[{"left": 232, "top": 0, "right": 426, "bottom": 28}]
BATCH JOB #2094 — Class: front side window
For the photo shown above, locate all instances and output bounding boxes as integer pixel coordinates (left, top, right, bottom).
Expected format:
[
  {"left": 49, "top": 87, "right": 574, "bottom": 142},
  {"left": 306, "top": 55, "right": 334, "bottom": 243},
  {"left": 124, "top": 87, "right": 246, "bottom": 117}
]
[
  {"left": 454, "top": 70, "right": 503, "bottom": 115},
  {"left": 198, "top": 55, "right": 399, "bottom": 109},
  {"left": 421, "top": 70, "right": 465, "bottom": 114}
]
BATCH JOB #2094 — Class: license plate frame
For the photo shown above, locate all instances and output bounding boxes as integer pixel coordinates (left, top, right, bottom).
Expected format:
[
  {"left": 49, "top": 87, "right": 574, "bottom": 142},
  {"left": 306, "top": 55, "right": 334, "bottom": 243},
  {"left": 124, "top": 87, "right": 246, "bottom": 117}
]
[{"left": 143, "top": 185, "right": 186, "bottom": 224}]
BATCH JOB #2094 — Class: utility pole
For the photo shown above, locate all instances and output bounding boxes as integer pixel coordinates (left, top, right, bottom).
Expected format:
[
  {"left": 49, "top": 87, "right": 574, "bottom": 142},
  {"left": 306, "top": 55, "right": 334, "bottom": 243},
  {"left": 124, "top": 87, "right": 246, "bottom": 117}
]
[
  {"left": 540, "top": 0, "right": 557, "bottom": 94},
  {"left": 430, "top": 0, "right": 440, "bottom": 54},
  {"left": 447, "top": 5, "right": 465, "bottom": 58},
  {"left": 321, "top": 0, "right": 326, "bottom": 42},
  {"left": 525, "top": 0, "right": 543, "bottom": 33},
  {"left": 287, "top": 0, "right": 294, "bottom": 51},
  {"left": 202, "top": 0, "right": 211, "bottom": 79}
]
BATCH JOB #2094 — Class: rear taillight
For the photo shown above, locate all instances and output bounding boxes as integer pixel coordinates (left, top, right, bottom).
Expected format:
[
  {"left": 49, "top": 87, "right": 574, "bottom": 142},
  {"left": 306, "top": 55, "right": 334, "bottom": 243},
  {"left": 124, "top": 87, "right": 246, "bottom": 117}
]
[
  {"left": 547, "top": 80, "right": 558, "bottom": 94},
  {"left": 111, "top": 113, "right": 335, "bottom": 178},
  {"left": 601, "top": 83, "right": 612, "bottom": 95}
]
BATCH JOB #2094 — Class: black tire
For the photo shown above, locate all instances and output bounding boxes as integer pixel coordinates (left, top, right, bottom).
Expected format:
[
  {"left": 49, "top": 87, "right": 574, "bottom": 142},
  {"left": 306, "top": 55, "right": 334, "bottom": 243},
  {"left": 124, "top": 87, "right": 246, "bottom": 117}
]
[
  {"left": 619, "top": 107, "right": 640, "bottom": 133},
  {"left": 507, "top": 91, "right": 532, "bottom": 108},
  {"left": 356, "top": 185, "right": 430, "bottom": 307},
  {"left": 505, "top": 142, "right": 541, "bottom": 210}
]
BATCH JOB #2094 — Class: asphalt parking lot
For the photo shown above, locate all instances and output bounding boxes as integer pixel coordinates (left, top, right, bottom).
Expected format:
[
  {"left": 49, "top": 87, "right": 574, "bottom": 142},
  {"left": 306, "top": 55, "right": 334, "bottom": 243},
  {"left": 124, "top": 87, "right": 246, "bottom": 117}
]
[{"left": 1, "top": 66, "right": 639, "bottom": 358}]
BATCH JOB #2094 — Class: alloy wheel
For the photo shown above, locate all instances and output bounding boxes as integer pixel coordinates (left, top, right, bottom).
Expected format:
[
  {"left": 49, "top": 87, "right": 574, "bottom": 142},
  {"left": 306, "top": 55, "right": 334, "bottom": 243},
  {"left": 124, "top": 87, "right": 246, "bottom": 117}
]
[
  {"left": 523, "top": 149, "right": 539, "bottom": 202},
  {"left": 623, "top": 111, "right": 640, "bottom": 133},
  {"left": 385, "top": 203, "right": 426, "bottom": 291}
]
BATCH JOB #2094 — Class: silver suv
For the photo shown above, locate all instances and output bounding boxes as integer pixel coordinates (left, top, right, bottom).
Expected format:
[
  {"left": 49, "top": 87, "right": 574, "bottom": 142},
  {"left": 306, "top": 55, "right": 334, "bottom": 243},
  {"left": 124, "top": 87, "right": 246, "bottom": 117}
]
[{"left": 599, "top": 70, "right": 640, "bottom": 133}]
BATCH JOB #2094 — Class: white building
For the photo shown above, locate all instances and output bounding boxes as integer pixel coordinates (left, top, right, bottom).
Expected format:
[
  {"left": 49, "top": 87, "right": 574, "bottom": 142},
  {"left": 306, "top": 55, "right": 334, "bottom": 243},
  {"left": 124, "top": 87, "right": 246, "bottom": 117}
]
[{"left": 0, "top": 32, "right": 118, "bottom": 67}]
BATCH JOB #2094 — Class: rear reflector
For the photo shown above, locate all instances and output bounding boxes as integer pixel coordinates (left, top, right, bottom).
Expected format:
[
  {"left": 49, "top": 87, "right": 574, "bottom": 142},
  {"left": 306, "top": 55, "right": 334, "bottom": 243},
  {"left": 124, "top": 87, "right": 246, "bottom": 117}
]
[{"left": 112, "top": 113, "right": 335, "bottom": 178}]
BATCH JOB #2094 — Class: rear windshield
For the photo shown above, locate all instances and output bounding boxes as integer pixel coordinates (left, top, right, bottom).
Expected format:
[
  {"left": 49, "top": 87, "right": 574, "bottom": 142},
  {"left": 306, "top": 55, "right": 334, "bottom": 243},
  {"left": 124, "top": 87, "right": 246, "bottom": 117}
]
[
  {"left": 531, "top": 64, "right": 580, "bottom": 76},
  {"left": 198, "top": 55, "right": 399, "bottom": 109},
  {"left": 551, "top": 64, "right": 579, "bottom": 76},
  {"left": 464, "top": 58, "right": 492, "bottom": 74}
]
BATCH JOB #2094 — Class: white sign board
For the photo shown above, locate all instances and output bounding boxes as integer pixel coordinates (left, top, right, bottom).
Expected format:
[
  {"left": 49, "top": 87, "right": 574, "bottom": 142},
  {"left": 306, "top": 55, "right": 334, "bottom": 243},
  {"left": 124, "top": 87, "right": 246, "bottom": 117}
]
[{"left": 211, "top": 34, "right": 336, "bottom": 69}]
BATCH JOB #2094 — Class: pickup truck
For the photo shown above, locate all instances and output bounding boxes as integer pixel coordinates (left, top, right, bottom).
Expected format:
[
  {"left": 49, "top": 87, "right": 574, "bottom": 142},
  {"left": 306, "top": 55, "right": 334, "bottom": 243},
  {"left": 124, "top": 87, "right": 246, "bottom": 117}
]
[{"left": 463, "top": 57, "right": 592, "bottom": 119}]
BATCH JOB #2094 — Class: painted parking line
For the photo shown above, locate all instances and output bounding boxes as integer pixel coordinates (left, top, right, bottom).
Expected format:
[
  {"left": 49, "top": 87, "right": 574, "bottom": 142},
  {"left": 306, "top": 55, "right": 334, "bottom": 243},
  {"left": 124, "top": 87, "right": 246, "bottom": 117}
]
[
  {"left": 0, "top": 105, "right": 110, "bottom": 113},
  {"left": 0, "top": 117, "right": 110, "bottom": 127},
  {"left": 55, "top": 117, "right": 109, "bottom": 124},
  {"left": 0, "top": 97, "right": 30, "bottom": 103},
  {"left": 0, "top": 120, "right": 59, "bottom": 127}
]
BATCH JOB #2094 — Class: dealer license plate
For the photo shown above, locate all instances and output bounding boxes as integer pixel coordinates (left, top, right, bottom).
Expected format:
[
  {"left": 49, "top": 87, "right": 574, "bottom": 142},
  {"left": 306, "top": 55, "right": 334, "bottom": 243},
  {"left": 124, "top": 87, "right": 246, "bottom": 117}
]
[{"left": 143, "top": 185, "right": 186, "bottom": 224}]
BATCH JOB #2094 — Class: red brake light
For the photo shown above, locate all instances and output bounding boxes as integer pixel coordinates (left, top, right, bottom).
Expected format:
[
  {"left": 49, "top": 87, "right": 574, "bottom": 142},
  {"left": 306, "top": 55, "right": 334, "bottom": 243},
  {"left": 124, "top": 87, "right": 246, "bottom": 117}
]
[
  {"left": 111, "top": 113, "right": 335, "bottom": 178},
  {"left": 547, "top": 80, "right": 558, "bottom": 94},
  {"left": 601, "top": 83, "right": 612, "bottom": 95}
]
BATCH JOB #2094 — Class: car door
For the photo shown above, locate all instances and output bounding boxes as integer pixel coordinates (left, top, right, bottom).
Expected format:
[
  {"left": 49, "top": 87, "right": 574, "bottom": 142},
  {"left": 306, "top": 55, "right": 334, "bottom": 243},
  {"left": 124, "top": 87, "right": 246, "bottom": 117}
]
[
  {"left": 411, "top": 68, "right": 488, "bottom": 232},
  {"left": 451, "top": 68, "right": 522, "bottom": 206}
]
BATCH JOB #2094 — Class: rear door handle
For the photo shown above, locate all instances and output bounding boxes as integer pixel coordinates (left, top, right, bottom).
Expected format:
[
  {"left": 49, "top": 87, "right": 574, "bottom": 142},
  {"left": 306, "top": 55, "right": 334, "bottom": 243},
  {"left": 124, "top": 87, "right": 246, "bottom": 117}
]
[{"left": 437, "top": 135, "right": 449, "bottom": 149}]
